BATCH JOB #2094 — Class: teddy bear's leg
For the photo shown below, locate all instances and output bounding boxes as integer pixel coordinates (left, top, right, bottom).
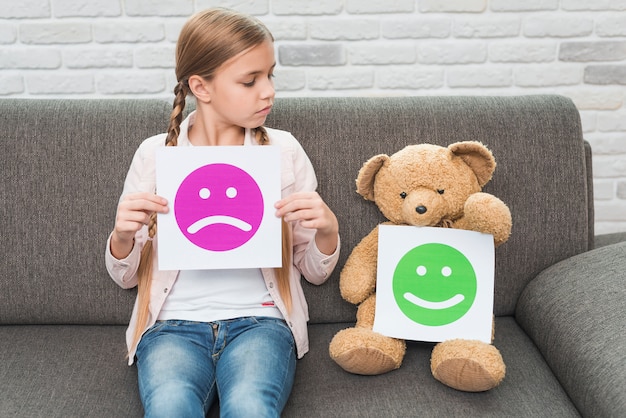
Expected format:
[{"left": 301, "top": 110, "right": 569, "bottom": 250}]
[
  {"left": 329, "top": 295, "right": 406, "bottom": 375},
  {"left": 430, "top": 339, "right": 505, "bottom": 392}
]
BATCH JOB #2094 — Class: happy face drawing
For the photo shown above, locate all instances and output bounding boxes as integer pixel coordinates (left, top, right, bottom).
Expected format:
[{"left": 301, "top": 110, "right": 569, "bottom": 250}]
[
  {"left": 392, "top": 243, "right": 477, "bottom": 327},
  {"left": 174, "top": 163, "right": 264, "bottom": 252}
]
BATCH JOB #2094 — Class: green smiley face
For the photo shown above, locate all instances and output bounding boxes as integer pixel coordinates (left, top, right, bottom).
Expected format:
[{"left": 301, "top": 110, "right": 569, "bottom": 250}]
[{"left": 392, "top": 243, "right": 477, "bottom": 326}]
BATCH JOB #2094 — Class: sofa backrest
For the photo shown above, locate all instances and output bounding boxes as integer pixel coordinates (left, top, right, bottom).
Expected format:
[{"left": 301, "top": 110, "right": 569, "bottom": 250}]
[{"left": 0, "top": 96, "right": 591, "bottom": 326}]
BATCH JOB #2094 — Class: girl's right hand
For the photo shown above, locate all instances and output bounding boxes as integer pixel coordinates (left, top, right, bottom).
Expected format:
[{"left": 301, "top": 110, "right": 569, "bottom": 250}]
[{"left": 110, "top": 192, "right": 169, "bottom": 259}]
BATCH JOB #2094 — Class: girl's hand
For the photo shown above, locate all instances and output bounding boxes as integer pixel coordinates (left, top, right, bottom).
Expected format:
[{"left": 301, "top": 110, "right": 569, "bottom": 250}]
[
  {"left": 110, "top": 192, "right": 169, "bottom": 259},
  {"left": 275, "top": 192, "right": 339, "bottom": 255}
]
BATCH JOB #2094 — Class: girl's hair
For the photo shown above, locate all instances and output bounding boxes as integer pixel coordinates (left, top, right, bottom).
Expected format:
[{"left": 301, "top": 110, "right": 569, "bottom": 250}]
[{"left": 130, "top": 8, "right": 289, "bottom": 354}]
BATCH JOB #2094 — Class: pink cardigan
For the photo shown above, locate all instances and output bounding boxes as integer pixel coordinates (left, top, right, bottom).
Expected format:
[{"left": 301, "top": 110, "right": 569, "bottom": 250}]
[{"left": 105, "top": 112, "right": 340, "bottom": 365}]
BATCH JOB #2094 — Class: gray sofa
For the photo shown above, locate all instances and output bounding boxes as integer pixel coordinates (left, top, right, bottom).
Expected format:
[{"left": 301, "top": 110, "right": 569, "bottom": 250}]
[{"left": 1, "top": 96, "right": 625, "bottom": 417}]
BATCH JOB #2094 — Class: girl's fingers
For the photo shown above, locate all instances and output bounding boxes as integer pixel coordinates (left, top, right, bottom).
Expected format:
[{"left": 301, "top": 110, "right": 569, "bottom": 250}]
[
  {"left": 122, "top": 193, "right": 169, "bottom": 214},
  {"left": 115, "top": 193, "right": 169, "bottom": 236}
]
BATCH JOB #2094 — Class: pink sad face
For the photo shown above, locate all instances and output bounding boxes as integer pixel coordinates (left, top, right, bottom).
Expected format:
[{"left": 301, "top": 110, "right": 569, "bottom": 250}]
[{"left": 174, "top": 163, "right": 264, "bottom": 252}]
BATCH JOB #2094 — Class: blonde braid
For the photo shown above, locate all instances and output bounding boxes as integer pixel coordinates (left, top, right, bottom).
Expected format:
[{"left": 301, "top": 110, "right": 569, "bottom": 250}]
[
  {"left": 166, "top": 81, "right": 188, "bottom": 146},
  {"left": 256, "top": 126, "right": 293, "bottom": 313},
  {"left": 129, "top": 81, "right": 188, "bottom": 355}
]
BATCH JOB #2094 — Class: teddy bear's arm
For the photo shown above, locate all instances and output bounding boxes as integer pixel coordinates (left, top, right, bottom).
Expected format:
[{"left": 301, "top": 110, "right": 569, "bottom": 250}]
[
  {"left": 339, "top": 225, "right": 380, "bottom": 305},
  {"left": 455, "top": 192, "right": 512, "bottom": 247}
]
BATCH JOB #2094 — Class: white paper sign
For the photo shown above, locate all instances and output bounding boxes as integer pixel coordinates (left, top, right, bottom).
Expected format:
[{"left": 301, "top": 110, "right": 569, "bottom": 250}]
[
  {"left": 155, "top": 146, "right": 282, "bottom": 270},
  {"left": 373, "top": 225, "right": 495, "bottom": 344}
]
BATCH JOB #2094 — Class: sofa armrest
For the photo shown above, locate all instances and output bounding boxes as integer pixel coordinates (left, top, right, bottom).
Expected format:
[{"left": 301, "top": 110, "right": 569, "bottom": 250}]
[{"left": 515, "top": 242, "right": 626, "bottom": 417}]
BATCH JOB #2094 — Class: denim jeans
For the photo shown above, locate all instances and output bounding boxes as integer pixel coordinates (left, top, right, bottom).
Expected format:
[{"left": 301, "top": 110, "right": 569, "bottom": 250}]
[{"left": 135, "top": 317, "right": 296, "bottom": 418}]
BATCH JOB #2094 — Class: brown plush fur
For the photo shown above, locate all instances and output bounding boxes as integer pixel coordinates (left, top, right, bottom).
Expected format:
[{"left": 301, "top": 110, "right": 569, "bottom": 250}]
[{"left": 329, "top": 141, "right": 512, "bottom": 392}]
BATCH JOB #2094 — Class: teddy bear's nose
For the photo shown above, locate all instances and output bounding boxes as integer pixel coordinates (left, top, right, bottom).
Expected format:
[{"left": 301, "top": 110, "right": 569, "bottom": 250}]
[{"left": 415, "top": 205, "right": 427, "bottom": 214}]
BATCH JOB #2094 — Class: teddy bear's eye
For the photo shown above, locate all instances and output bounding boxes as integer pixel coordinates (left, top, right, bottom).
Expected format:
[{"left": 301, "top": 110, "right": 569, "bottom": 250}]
[
  {"left": 400, "top": 192, "right": 407, "bottom": 199},
  {"left": 437, "top": 189, "right": 445, "bottom": 195}
]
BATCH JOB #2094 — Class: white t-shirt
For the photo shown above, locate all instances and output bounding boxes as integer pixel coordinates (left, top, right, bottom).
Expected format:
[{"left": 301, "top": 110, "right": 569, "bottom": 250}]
[{"left": 157, "top": 268, "right": 283, "bottom": 322}]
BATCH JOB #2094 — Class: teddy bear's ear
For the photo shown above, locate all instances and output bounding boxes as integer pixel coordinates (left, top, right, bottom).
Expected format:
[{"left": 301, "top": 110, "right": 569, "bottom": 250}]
[
  {"left": 355, "top": 154, "right": 389, "bottom": 201},
  {"left": 448, "top": 141, "right": 496, "bottom": 187}
]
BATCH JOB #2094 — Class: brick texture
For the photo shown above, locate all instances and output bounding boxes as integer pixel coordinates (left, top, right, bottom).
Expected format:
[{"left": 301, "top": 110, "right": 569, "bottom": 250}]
[{"left": 0, "top": 0, "right": 625, "bottom": 234}]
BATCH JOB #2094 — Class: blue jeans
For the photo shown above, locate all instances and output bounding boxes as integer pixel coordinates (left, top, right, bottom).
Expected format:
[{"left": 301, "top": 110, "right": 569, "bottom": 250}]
[{"left": 135, "top": 317, "right": 296, "bottom": 418}]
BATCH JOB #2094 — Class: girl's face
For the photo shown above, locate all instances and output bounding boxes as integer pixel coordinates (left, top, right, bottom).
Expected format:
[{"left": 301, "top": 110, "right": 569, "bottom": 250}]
[{"left": 203, "top": 39, "right": 276, "bottom": 130}]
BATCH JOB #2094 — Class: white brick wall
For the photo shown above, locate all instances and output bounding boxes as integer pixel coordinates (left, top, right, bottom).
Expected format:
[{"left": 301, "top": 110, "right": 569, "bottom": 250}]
[{"left": 1, "top": 0, "right": 625, "bottom": 235}]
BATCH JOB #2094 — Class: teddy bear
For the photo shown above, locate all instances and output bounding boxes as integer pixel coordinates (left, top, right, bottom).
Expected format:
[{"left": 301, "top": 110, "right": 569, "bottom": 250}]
[{"left": 328, "top": 141, "right": 512, "bottom": 392}]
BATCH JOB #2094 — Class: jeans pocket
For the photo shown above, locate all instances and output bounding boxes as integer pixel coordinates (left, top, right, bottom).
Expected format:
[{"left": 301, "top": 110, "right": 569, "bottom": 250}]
[{"left": 142, "top": 321, "right": 168, "bottom": 337}]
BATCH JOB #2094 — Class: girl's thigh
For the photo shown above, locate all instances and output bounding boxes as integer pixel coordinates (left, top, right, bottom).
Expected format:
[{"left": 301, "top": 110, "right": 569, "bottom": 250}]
[
  {"left": 216, "top": 317, "right": 296, "bottom": 417},
  {"left": 136, "top": 320, "right": 217, "bottom": 418}
]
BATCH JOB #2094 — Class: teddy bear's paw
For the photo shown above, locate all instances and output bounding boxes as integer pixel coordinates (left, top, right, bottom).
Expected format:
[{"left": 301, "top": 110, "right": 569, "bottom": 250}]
[
  {"left": 430, "top": 339, "right": 505, "bottom": 392},
  {"left": 459, "top": 192, "right": 512, "bottom": 246},
  {"left": 329, "top": 327, "right": 406, "bottom": 375}
]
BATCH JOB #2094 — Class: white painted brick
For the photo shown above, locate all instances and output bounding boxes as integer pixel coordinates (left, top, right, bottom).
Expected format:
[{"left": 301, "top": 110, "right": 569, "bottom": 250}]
[
  {"left": 489, "top": 41, "right": 556, "bottom": 63},
  {"left": 346, "top": 0, "right": 414, "bottom": 14},
  {"left": 578, "top": 111, "right": 597, "bottom": 133},
  {"left": 26, "top": 72, "right": 94, "bottom": 94},
  {"left": 593, "top": 180, "right": 615, "bottom": 200},
  {"left": 96, "top": 71, "right": 166, "bottom": 94},
  {"left": 561, "top": 0, "right": 626, "bottom": 11},
  {"left": 594, "top": 200, "right": 626, "bottom": 221},
  {"left": 382, "top": 18, "right": 451, "bottom": 39},
  {"left": 273, "top": 0, "right": 342, "bottom": 15},
  {"left": 52, "top": 0, "right": 121, "bottom": 17},
  {"left": 419, "top": 0, "right": 487, "bottom": 13},
  {"left": 562, "top": 89, "right": 624, "bottom": 111},
  {"left": 447, "top": 67, "right": 512, "bottom": 87},
  {"left": 195, "top": 0, "right": 269, "bottom": 15},
  {"left": 279, "top": 44, "right": 345, "bottom": 66},
  {"left": 593, "top": 154, "right": 626, "bottom": 177},
  {"left": 94, "top": 22, "right": 165, "bottom": 43},
  {"left": 20, "top": 23, "right": 92, "bottom": 44},
  {"left": 596, "top": 15, "right": 626, "bottom": 37},
  {"left": 274, "top": 69, "right": 306, "bottom": 91},
  {"left": 585, "top": 65, "right": 626, "bottom": 85},
  {"left": 377, "top": 67, "right": 444, "bottom": 89},
  {"left": 0, "top": 74, "right": 24, "bottom": 95},
  {"left": 264, "top": 21, "right": 307, "bottom": 41},
  {"left": 491, "top": 0, "right": 558, "bottom": 12},
  {"left": 162, "top": 72, "right": 179, "bottom": 97},
  {"left": 559, "top": 41, "right": 626, "bottom": 62},
  {"left": 453, "top": 17, "right": 520, "bottom": 38},
  {"left": 596, "top": 221, "right": 626, "bottom": 235},
  {"left": 308, "top": 68, "right": 374, "bottom": 89},
  {"left": 165, "top": 20, "right": 186, "bottom": 43},
  {"left": 0, "top": 48, "right": 61, "bottom": 69},
  {"left": 598, "top": 110, "right": 626, "bottom": 132},
  {"left": 524, "top": 16, "right": 593, "bottom": 38},
  {"left": 125, "top": 0, "right": 193, "bottom": 17},
  {"left": 0, "top": 24, "right": 17, "bottom": 44},
  {"left": 617, "top": 181, "right": 626, "bottom": 199},
  {"left": 514, "top": 65, "right": 581, "bottom": 87},
  {"left": 349, "top": 43, "right": 416, "bottom": 65},
  {"left": 0, "top": 0, "right": 50, "bottom": 18},
  {"left": 135, "top": 45, "right": 176, "bottom": 69},
  {"left": 64, "top": 47, "right": 134, "bottom": 69},
  {"left": 586, "top": 133, "right": 626, "bottom": 155},
  {"left": 418, "top": 41, "right": 487, "bottom": 64},
  {"left": 309, "top": 20, "right": 379, "bottom": 41}
]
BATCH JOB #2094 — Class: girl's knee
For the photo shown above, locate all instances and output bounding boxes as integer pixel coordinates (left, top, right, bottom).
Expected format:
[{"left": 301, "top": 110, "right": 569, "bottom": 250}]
[
  {"left": 142, "top": 382, "right": 211, "bottom": 418},
  {"left": 219, "top": 395, "right": 281, "bottom": 418}
]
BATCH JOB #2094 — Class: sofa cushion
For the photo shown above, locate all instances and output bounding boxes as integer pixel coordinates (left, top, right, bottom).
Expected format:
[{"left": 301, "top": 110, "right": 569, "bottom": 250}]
[
  {"left": 517, "top": 241, "right": 626, "bottom": 417},
  {"left": 0, "top": 318, "right": 581, "bottom": 417},
  {"left": 286, "top": 318, "right": 580, "bottom": 417},
  {"left": 0, "top": 325, "right": 142, "bottom": 417}
]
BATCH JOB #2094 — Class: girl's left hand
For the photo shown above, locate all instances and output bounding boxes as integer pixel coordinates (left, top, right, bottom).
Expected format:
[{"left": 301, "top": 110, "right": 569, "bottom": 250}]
[{"left": 275, "top": 192, "right": 339, "bottom": 255}]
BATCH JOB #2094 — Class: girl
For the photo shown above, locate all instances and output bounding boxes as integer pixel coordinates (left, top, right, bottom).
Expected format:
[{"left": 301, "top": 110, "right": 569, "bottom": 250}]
[{"left": 105, "top": 8, "right": 340, "bottom": 417}]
